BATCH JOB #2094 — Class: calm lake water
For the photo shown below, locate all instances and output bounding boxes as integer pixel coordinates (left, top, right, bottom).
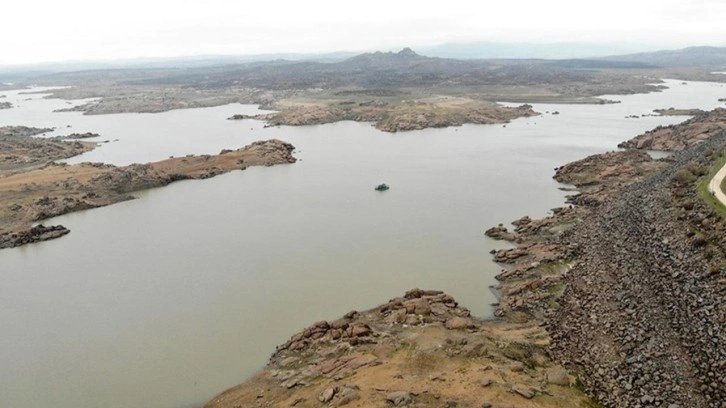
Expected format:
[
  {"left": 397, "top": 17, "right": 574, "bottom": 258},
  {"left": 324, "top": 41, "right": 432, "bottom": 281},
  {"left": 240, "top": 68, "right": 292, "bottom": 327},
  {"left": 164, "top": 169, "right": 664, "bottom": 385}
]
[{"left": 1, "top": 80, "right": 725, "bottom": 408}]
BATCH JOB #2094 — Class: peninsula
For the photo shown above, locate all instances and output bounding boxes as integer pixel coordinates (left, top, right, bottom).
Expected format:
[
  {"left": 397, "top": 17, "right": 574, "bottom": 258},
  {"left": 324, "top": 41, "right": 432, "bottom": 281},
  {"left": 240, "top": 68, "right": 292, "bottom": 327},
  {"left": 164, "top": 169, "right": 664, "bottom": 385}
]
[{"left": 0, "top": 127, "right": 296, "bottom": 248}]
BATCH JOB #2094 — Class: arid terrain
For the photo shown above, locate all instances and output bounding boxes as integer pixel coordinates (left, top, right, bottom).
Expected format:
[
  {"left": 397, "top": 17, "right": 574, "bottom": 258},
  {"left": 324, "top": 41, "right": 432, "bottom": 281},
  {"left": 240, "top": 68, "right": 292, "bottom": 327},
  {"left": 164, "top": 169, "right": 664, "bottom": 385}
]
[
  {"left": 205, "top": 109, "right": 725, "bottom": 408},
  {"left": 0, "top": 126, "right": 296, "bottom": 248},
  {"left": 205, "top": 289, "right": 595, "bottom": 408},
  {"left": 12, "top": 47, "right": 726, "bottom": 133},
  {"left": 2, "top": 46, "right": 725, "bottom": 408},
  {"left": 229, "top": 99, "right": 538, "bottom": 133}
]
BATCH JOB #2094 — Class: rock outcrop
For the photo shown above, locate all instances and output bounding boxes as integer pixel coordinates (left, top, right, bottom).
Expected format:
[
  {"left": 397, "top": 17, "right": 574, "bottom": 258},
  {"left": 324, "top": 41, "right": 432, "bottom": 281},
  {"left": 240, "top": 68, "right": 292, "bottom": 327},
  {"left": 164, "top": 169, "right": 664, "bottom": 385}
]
[
  {"left": 653, "top": 107, "right": 704, "bottom": 116},
  {"left": 0, "top": 126, "right": 89, "bottom": 174},
  {"left": 55, "top": 132, "right": 101, "bottom": 139},
  {"left": 618, "top": 108, "right": 726, "bottom": 151},
  {"left": 0, "top": 139, "right": 297, "bottom": 248},
  {"left": 553, "top": 150, "right": 667, "bottom": 206},
  {"left": 0, "top": 224, "right": 70, "bottom": 248},
  {"left": 205, "top": 288, "right": 594, "bottom": 408},
  {"left": 273, "top": 289, "right": 475, "bottom": 356}
]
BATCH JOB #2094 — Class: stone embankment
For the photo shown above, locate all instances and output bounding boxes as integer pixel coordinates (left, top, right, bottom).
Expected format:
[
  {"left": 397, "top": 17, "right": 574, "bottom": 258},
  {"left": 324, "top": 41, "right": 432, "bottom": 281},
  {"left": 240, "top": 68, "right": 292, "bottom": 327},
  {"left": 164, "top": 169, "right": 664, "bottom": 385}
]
[
  {"left": 488, "top": 123, "right": 725, "bottom": 407},
  {"left": 464, "top": 114, "right": 725, "bottom": 407},
  {"left": 549, "top": 133, "right": 725, "bottom": 408}
]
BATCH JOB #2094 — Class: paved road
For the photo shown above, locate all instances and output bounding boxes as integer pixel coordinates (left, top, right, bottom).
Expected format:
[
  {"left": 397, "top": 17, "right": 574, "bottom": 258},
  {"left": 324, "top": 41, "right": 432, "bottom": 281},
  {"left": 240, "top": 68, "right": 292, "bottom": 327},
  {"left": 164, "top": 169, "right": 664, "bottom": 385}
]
[{"left": 708, "top": 161, "right": 726, "bottom": 206}]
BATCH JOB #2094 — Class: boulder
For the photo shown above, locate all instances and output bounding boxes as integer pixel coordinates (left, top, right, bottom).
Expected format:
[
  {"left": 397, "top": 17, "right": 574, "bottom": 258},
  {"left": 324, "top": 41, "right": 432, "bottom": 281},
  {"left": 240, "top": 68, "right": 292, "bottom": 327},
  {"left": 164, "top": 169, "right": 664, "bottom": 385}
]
[
  {"left": 546, "top": 367, "right": 571, "bottom": 386},
  {"left": 318, "top": 386, "right": 337, "bottom": 403},
  {"left": 445, "top": 317, "right": 475, "bottom": 330},
  {"left": 386, "top": 391, "right": 413, "bottom": 406}
]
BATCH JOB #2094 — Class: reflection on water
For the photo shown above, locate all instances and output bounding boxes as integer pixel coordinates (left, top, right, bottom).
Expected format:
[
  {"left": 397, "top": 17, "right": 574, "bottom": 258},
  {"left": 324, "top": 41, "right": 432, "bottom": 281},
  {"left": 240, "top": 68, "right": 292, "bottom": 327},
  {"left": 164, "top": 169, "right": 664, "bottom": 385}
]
[{"left": 0, "top": 79, "right": 725, "bottom": 408}]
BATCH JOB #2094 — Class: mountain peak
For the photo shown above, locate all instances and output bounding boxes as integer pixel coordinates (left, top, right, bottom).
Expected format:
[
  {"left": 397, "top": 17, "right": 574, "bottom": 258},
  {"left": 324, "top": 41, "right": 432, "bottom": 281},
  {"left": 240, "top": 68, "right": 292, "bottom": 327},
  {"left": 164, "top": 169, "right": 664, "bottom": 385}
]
[
  {"left": 343, "top": 48, "right": 427, "bottom": 66},
  {"left": 397, "top": 47, "right": 418, "bottom": 57}
]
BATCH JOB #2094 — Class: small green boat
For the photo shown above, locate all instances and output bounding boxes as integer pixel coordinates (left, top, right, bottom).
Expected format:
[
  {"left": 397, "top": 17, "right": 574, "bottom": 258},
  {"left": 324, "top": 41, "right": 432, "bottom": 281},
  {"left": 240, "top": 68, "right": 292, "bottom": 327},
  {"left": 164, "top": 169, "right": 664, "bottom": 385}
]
[{"left": 374, "top": 183, "right": 390, "bottom": 191}]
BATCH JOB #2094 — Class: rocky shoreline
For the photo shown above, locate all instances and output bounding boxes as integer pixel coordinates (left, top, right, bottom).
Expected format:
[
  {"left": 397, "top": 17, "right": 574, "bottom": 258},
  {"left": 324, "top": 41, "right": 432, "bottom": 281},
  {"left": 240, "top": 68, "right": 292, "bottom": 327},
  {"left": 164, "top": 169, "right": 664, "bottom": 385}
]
[
  {"left": 492, "top": 115, "right": 725, "bottom": 407},
  {"left": 207, "top": 109, "right": 725, "bottom": 408},
  {"left": 205, "top": 288, "right": 594, "bottom": 408},
  {"left": 0, "top": 224, "right": 70, "bottom": 248},
  {"left": 618, "top": 108, "right": 726, "bottom": 150},
  {"left": 0, "top": 138, "right": 297, "bottom": 249},
  {"left": 54, "top": 132, "right": 101, "bottom": 140},
  {"left": 548, "top": 134, "right": 725, "bottom": 408},
  {"left": 653, "top": 108, "right": 705, "bottom": 116},
  {"left": 488, "top": 113, "right": 725, "bottom": 407},
  {"left": 0, "top": 126, "right": 93, "bottom": 174}
]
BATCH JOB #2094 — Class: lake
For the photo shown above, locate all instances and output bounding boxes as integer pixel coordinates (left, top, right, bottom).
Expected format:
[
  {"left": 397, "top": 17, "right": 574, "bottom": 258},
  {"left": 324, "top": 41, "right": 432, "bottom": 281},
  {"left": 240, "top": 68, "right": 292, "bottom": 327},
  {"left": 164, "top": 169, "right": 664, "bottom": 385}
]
[{"left": 1, "top": 79, "right": 724, "bottom": 408}]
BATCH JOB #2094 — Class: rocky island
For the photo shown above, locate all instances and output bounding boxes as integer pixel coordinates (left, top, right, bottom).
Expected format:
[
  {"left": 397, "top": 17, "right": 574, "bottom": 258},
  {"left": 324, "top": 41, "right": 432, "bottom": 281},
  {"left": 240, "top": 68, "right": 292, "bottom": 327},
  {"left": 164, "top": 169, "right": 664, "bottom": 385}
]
[{"left": 229, "top": 99, "right": 538, "bottom": 133}]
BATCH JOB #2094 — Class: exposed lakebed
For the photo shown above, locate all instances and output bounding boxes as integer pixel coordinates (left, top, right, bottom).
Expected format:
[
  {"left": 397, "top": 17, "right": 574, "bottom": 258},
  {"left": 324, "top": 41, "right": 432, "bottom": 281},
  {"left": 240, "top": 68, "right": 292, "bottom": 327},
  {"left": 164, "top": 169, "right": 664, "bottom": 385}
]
[{"left": 1, "top": 80, "right": 725, "bottom": 408}]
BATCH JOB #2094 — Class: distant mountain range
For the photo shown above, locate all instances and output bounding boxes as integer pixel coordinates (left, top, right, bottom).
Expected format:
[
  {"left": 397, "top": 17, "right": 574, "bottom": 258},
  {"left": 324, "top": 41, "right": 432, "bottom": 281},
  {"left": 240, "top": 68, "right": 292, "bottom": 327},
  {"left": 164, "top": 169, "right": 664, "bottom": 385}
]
[
  {"left": 0, "top": 51, "right": 357, "bottom": 80},
  {"left": 419, "top": 43, "right": 726, "bottom": 67},
  {"left": 2, "top": 43, "right": 726, "bottom": 84},
  {"left": 599, "top": 46, "right": 726, "bottom": 67},
  {"left": 418, "top": 41, "right": 654, "bottom": 60}
]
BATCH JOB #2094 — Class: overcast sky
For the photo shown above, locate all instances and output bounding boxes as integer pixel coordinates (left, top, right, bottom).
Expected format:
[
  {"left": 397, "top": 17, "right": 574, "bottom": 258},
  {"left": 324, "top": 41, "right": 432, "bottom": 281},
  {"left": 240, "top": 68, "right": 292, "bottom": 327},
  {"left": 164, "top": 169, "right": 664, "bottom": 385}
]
[{"left": 2, "top": 0, "right": 725, "bottom": 64}]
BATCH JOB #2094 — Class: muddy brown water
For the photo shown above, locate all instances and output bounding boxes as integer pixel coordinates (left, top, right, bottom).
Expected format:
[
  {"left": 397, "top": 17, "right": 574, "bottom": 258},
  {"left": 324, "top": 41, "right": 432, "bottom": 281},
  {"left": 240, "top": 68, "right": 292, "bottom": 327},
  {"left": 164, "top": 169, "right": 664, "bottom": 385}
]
[{"left": 1, "top": 80, "right": 724, "bottom": 408}]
